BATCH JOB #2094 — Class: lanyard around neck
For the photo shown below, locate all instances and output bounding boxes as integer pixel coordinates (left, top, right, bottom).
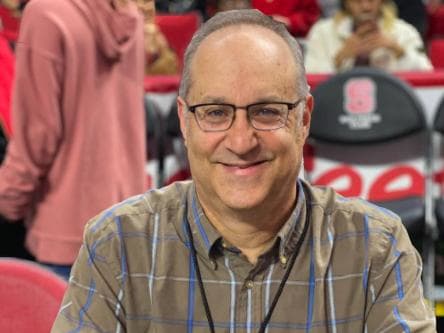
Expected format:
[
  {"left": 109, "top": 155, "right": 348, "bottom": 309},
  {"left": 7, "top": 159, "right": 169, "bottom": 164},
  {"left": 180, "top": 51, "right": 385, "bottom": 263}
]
[{"left": 184, "top": 183, "right": 312, "bottom": 333}]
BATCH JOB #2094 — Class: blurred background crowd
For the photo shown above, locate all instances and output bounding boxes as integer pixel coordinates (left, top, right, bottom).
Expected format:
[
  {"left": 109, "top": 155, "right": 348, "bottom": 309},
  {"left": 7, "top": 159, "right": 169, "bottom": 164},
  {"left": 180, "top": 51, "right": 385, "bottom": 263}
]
[
  {"left": 1, "top": 0, "right": 444, "bottom": 278},
  {"left": 2, "top": 0, "right": 444, "bottom": 79}
]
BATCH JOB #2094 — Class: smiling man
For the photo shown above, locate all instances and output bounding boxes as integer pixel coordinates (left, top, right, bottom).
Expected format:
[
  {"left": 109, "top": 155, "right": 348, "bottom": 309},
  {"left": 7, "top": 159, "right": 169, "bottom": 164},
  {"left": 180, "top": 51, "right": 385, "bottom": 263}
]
[
  {"left": 175, "top": 19, "right": 310, "bottom": 266},
  {"left": 52, "top": 9, "right": 435, "bottom": 332}
]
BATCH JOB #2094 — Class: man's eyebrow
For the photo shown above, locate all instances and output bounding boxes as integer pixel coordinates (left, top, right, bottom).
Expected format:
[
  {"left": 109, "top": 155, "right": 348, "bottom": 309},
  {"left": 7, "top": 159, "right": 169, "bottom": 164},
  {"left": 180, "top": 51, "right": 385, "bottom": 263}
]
[
  {"left": 252, "top": 96, "right": 291, "bottom": 103},
  {"left": 198, "top": 96, "right": 228, "bottom": 104},
  {"left": 196, "top": 95, "right": 292, "bottom": 104}
]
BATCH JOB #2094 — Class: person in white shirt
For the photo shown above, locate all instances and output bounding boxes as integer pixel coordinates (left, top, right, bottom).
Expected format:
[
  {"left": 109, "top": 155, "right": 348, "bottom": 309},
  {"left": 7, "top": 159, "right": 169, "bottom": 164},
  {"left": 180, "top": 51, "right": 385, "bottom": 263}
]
[{"left": 304, "top": 0, "right": 432, "bottom": 73}]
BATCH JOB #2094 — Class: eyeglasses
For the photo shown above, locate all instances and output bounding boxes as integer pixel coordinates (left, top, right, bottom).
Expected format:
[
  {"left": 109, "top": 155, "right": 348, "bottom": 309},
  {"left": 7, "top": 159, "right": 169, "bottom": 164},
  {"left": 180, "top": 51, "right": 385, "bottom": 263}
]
[{"left": 186, "top": 99, "right": 304, "bottom": 132}]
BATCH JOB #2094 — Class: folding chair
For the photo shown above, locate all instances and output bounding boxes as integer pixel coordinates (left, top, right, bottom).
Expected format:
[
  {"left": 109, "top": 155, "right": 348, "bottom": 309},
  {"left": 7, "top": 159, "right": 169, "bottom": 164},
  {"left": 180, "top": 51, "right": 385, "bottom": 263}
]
[
  {"left": 0, "top": 258, "right": 67, "bottom": 333},
  {"left": 432, "top": 94, "right": 444, "bottom": 322},
  {"left": 145, "top": 95, "right": 167, "bottom": 188},
  {"left": 163, "top": 103, "right": 190, "bottom": 185},
  {"left": 433, "top": 96, "right": 444, "bottom": 236},
  {"left": 304, "top": 67, "right": 436, "bottom": 298}
]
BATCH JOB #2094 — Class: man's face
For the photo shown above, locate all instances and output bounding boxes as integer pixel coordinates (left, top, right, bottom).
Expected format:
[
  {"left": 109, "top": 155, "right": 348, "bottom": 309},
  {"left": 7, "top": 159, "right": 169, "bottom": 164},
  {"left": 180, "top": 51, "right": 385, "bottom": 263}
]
[
  {"left": 345, "top": 0, "right": 383, "bottom": 23},
  {"left": 178, "top": 25, "right": 312, "bottom": 214}
]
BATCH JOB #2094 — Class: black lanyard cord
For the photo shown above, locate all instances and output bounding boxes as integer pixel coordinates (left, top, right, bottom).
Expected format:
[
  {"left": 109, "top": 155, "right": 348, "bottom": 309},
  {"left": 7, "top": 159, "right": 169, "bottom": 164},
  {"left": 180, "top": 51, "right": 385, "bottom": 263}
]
[
  {"left": 258, "top": 185, "right": 311, "bottom": 333},
  {"left": 185, "top": 184, "right": 312, "bottom": 333},
  {"left": 185, "top": 219, "right": 216, "bottom": 333}
]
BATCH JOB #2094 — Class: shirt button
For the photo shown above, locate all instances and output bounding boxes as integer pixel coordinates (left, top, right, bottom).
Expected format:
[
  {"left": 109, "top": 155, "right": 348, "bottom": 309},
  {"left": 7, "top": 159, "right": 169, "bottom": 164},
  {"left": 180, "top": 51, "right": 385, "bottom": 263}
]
[
  {"left": 245, "top": 280, "right": 254, "bottom": 289},
  {"left": 280, "top": 255, "right": 288, "bottom": 265}
]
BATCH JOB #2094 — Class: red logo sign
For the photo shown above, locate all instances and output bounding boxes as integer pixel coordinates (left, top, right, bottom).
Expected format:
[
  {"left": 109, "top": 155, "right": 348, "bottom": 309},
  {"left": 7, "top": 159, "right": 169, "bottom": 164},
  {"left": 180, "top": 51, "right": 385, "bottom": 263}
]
[{"left": 344, "top": 78, "right": 376, "bottom": 115}]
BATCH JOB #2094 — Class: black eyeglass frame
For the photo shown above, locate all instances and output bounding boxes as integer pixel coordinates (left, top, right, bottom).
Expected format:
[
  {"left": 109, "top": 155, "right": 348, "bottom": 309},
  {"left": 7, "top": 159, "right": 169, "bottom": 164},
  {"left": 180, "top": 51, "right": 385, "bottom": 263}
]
[{"left": 186, "top": 99, "right": 305, "bottom": 132}]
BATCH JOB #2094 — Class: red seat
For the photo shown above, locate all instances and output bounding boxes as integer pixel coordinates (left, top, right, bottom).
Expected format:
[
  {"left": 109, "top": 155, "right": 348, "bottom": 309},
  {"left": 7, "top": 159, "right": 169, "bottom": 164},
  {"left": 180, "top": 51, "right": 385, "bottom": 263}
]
[
  {"left": 427, "top": 5, "right": 444, "bottom": 40},
  {"left": 0, "top": 33, "right": 14, "bottom": 137},
  {"left": 155, "top": 12, "right": 201, "bottom": 71},
  {"left": 0, "top": 5, "right": 20, "bottom": 43},
  {"left": 429, "top": 38, "right": 444, "bottom": 69},
  {"left": 0, "top": 258, "right": 67, "bottom": 333}
]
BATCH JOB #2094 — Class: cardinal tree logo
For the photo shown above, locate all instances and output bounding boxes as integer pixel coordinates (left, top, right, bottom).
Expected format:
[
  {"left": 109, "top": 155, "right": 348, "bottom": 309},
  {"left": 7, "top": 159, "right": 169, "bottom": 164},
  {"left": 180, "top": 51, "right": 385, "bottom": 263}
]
[{"left": 339, "top": 78, "right": 381, "bottom": 129}]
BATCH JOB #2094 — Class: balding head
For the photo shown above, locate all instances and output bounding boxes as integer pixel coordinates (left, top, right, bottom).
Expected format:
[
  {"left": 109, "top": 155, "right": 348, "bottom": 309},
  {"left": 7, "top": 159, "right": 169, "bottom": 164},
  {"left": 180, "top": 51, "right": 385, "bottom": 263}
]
[{"left": 178, "top": 9, "right": 308, "bottom": 100}]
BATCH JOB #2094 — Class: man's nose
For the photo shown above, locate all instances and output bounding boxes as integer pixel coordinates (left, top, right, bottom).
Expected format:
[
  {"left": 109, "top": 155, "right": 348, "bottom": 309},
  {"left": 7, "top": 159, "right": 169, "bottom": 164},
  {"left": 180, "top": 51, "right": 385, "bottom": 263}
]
[{"left": 224, "top": 109, "right": 259, "bottom": 155}]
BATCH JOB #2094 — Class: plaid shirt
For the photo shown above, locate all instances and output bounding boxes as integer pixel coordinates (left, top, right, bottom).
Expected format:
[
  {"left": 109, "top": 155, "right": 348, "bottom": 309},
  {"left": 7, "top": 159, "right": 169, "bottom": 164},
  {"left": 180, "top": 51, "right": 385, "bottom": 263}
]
[{"left": 52, "top": 180, "right": 435, "bottom": 332}]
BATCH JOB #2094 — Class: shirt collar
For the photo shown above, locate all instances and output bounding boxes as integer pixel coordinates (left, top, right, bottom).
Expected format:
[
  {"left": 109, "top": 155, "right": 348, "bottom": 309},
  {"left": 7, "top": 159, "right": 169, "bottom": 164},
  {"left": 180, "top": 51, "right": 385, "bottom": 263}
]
[
  {"left": 183, "top": 180, "right": 307, "bottom": 262},
  {"left": 184, "top": 183, "right": 222, "bottom": 261},
  {"left": 276, "top": 179, "right": 307, "bottom": 259}
]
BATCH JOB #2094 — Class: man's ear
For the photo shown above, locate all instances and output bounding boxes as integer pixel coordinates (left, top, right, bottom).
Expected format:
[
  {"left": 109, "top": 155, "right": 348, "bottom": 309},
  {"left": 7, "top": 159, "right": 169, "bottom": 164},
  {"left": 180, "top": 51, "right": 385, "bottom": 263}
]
[
  {"left": 177, "top": 96, "right": 188, "bottom": 147},
  {"left": 302, "top": 94, "right": 314, "bottom": 139}
]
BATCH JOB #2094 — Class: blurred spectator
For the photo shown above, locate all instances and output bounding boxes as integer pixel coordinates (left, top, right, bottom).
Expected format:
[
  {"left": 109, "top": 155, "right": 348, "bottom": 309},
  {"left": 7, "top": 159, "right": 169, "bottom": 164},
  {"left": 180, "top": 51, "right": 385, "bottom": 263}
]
[
  {"left": 144, "top": 22, "right": 179, "bottom": 75},
  {"left": 318, "top": 0, "right": 339, "bottom": 17},
  {"left": 305, "top": 0, "right": 432, "bottom": 73},
  {"left": 0, "top": 0, "right": 151, "bottom": 278},
  {"left": 393, "top": 0, "right": 427, "bottom": 38},
  {"left": 252, "top": 0, "right": 320, "bottom": 37}
]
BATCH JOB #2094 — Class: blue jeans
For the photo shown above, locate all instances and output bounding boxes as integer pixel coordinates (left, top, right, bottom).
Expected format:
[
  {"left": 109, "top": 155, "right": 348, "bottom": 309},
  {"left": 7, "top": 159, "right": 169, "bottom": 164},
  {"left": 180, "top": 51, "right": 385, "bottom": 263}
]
[{"left": 40, "top": 263, "right": 72, "bottom": 280}]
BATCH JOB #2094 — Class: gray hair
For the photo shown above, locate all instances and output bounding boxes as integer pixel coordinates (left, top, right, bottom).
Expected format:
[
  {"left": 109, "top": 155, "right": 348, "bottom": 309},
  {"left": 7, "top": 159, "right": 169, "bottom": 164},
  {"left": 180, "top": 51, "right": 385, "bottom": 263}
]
[{"left": 178, "top": 9, "right": 309, "bottom": 99}]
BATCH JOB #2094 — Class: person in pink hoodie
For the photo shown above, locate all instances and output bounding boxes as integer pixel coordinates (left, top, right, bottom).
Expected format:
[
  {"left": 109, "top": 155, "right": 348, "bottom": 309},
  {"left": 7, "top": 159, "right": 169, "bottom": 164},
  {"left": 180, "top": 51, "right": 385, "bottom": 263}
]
[{"left": 0, "top": 0, "right": 153, "bottom": 279}]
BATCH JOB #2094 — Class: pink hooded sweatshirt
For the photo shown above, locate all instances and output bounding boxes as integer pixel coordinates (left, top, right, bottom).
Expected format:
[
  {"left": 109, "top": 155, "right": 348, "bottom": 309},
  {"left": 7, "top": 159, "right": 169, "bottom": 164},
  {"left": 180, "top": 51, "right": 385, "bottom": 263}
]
[{"left": 0, "top": 0, "right": 147, "bottom": 264}]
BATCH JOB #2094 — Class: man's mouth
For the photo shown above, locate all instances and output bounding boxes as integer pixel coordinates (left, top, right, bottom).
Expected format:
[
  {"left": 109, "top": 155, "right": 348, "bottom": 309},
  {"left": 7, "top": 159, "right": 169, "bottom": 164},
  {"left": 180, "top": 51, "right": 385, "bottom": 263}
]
[
  {"left": 220, "top": 160, "right": 268, "bottom": 175},
  {"left": 222, "top": 160, "right": 266, "bottom": 167}
]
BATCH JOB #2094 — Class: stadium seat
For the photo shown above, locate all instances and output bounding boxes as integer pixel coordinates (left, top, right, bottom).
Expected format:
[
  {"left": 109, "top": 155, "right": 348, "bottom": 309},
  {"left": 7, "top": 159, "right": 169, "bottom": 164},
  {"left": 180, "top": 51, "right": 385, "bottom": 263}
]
[
  {"left": 164, "top": 102, "right": 190, "bottom": 185},
  {"left": 0, "top": 258, "right": 67, "bottom": 333},
  {"left": 0, "top": 5, "right": 20, "bottom": 43},
  {"left": 427, "top": 4, "right": 444, "bottom": 41},
  {"left": 433, "top": 96, "right": 444, "bottom": 237},
  {"left": 145, "top": 95, "right": 167, "bottom": 188},
  {"left": 0, "top": 33, "right": 14, "bottom": 137},
  {"left": 429, "top": 38, "right": 444, "bottom": 69},
  {"left": 304, "top": 67, "right": 436, "bottom": 295},
  {"left": 154, "top": 12, "right": 201, "bottom": 70}
]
